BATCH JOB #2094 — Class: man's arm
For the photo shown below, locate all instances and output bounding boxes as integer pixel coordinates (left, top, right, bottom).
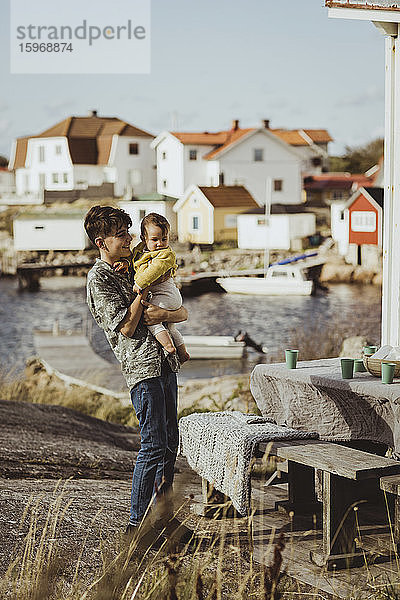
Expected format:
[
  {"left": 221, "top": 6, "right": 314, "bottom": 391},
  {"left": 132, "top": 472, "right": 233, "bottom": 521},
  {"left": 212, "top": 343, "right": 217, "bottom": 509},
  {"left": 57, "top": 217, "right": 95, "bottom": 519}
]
[
  {"left": 118, "top": 289, "right": 149, "bottom": 337},
  {"left": 141, "top": 300, "right": 188, "bottom": 327}
]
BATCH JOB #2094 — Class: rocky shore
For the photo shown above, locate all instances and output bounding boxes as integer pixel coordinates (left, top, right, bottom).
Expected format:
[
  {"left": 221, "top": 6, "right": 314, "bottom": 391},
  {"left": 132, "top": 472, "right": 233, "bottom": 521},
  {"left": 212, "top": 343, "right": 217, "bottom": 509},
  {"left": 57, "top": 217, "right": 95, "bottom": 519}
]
[{"left": 13, "top": 245, "right": 383, "bottom": 286}]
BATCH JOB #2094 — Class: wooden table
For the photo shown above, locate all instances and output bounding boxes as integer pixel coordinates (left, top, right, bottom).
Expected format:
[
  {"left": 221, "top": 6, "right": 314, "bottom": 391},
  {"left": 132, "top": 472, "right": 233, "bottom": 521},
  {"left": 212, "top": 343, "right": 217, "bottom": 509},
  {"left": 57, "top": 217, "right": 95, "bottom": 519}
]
[
  {"left": 250, "top": 358, "right": 400, "bottom": 568},
  {"left": 250, "top": 357, "right": 400, "bottom": 456}
]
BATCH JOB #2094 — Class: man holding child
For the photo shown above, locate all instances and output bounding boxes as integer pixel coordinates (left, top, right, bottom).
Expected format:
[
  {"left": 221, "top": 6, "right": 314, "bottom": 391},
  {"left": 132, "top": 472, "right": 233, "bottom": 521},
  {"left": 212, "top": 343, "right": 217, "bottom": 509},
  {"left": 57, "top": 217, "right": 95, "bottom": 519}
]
[{"left": 84, "top": 205, "right": 187, "bottom": 539}]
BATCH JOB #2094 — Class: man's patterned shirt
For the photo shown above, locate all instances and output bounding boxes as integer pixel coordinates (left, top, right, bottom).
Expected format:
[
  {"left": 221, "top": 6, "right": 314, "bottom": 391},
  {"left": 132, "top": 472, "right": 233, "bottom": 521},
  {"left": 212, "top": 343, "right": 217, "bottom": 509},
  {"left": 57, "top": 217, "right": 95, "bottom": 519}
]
[{"left": 86, "top": 259, "right": 180, "bottom": 390}]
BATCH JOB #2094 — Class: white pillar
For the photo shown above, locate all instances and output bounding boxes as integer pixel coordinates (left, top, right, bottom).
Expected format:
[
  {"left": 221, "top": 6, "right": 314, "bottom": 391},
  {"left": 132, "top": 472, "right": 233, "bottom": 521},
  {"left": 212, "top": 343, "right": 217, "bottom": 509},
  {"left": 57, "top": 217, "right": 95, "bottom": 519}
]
[{"left": 381, "top": 24, "right": 400, "bottom": 345}]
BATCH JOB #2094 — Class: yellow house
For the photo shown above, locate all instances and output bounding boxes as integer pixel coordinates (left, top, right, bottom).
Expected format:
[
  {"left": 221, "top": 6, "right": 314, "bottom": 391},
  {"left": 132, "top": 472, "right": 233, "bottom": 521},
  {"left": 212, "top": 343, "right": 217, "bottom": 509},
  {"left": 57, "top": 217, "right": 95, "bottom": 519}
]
[{"left": 173, "top": 185, "right": 259, "bottom": 245}]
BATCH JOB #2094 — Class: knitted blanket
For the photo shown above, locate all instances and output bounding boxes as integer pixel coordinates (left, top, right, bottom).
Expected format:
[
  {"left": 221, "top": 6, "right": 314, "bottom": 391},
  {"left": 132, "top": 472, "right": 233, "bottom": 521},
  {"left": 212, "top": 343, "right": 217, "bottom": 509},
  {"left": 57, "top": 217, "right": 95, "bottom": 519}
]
[{"left": 179, "top": 411, "right": 319, "bottom": 516}]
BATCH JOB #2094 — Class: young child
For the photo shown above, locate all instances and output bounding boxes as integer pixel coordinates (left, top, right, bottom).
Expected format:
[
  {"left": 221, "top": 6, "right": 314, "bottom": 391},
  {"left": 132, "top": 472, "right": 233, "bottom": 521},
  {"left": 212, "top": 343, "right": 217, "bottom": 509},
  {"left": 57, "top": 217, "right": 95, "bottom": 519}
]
[{"left": 114, "top": 213, "right": 190, "bottom": 364}]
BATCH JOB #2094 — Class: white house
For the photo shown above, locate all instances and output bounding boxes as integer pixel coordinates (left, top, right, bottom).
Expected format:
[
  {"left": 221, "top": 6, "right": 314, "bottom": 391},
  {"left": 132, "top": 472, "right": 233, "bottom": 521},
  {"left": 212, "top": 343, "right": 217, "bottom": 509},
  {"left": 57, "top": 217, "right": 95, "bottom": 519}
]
[
  {"left": 237, "top": 205, "right": 316, "bottom": 251},
  {"left": 151, "top": 119, "right": 332, "bottom": 205},
  {"left": 9, "top": 111, "right": 156, "bottom": 199},
  {"left": 119, "top": 193, "right": 177, "bottom": 241},
  {"left": 13, "top": 209, "right": 90, "bottom": 251}
]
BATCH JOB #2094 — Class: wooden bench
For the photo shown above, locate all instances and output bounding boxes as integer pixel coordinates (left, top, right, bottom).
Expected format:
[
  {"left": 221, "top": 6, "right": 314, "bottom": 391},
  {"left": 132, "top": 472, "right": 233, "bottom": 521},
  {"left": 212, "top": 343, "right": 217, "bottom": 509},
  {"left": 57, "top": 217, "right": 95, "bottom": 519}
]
[
  {"left": 277, "top": 441, "right": 400, "bottom": 569},
  {"left": 198, "top": 439, "right": 317, "bottom": 519}
]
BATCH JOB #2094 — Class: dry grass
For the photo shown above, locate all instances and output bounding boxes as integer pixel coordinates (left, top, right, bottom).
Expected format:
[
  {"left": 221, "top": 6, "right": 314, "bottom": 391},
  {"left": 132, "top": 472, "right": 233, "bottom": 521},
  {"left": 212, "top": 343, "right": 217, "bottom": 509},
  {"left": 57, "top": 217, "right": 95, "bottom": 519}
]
[
  {"left": 0, "top": 483, "right": 320, "bottom": 600},
  {"left": 0, "top": 361, "right": 138, "bottom": 427},
  {"left": 3, "top": 481, "right": 400, "bottom": 600}
]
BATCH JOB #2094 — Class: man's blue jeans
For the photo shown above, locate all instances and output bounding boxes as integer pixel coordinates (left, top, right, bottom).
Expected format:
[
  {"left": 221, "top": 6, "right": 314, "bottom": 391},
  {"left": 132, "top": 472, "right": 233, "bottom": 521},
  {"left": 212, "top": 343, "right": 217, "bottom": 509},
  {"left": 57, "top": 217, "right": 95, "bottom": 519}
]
[{"left": 129, "top": 363, "right": 178, "bottom": 526}]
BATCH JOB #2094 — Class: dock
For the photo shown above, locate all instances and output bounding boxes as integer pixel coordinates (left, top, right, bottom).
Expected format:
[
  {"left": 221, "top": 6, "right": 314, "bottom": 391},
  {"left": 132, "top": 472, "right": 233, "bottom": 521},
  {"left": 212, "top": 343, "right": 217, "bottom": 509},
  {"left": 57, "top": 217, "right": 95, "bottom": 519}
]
[
  {"left": 17, "top": 261, "right": 94, "bottom": 291},
  {"left": 33, "top": 330, "right": 129, "bottom": 403}
]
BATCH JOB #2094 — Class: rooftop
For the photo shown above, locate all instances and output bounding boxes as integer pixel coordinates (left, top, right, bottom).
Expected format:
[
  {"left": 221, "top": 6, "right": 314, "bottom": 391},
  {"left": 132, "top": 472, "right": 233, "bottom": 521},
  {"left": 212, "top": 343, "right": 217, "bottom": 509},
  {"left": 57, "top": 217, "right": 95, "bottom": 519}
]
[
  {"left": 11, "top": 112, "right": 153, "bottom": 170},
  {"left": 304, "top": 173, "right": 373, "bottom": 191},
  {"left": 198, "top": 185, "right": 259, "bottom": 208},
  {"left": 170, "top": 121, "right": 332, "bottom": 160}
]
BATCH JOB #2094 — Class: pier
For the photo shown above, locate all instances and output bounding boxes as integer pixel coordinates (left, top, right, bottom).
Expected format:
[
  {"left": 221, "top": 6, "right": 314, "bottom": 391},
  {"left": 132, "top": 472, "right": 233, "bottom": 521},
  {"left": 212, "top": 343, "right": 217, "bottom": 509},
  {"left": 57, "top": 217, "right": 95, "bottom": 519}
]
[
  {"left": 33, "top": 329, "right": 129, "bottom": 403},
  {"left": 17, "top": 261, "right": 94, "bottom": 291}
]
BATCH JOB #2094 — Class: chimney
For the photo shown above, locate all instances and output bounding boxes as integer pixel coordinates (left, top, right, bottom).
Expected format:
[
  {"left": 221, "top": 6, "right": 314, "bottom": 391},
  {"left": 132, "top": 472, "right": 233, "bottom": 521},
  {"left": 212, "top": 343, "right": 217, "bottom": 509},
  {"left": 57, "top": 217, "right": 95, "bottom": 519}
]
[
  {"left": 232, "top": 119, "right": 239, "bottom": 131},
  {"left": 90, "top": 110, "right": 98, "bottom": 117},
  {"left": 263, "top": 119, "right": 270, "bottom": 129}
]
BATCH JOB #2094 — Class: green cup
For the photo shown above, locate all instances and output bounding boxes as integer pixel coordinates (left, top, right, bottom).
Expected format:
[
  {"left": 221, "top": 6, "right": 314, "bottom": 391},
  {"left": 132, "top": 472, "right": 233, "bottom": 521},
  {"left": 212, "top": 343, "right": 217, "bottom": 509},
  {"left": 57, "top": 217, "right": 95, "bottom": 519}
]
[
  {"left": 363, "top": 345, "right": 378, "bottom": 357},
  {"left": 341, "top": 358, "right": 354, "bottom": 379},
  {"left": 382, "top": 362, "right": 396, "bottom": 384},
  {"left": 354, "top": 358, "right": 367, "bottom": 373},
  {"left": 285, "top": 349, "right": 299, "bottom": 369}
]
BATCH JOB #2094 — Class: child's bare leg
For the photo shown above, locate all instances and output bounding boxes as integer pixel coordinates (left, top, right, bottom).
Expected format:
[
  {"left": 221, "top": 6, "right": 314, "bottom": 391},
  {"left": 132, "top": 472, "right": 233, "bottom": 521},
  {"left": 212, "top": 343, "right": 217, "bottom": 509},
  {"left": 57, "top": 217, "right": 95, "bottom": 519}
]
[
  {"left": 176, "top": 343, "right": 190, "bottom": 363},
  {"left": 155, "top": 330, "right": 176, "bottom": 354}
]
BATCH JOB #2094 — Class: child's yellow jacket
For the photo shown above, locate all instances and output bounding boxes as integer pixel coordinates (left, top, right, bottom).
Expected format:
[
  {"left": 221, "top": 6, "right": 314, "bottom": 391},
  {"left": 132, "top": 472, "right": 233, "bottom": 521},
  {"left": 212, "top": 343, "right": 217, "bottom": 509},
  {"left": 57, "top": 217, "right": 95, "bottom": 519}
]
[{"left": 132, "top": 241, "right": 178, "bottom": 289}]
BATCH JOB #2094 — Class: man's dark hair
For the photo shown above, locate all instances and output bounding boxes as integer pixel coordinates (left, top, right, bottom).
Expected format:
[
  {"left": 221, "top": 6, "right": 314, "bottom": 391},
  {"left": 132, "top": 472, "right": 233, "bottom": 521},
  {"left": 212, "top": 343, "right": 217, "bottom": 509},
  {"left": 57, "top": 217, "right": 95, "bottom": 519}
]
[
  {"left": 84, "top": 205, "right": 132, "bottom": 244},
  {"left": 140, "top": 212, "right": 170, "bottom": 241}
]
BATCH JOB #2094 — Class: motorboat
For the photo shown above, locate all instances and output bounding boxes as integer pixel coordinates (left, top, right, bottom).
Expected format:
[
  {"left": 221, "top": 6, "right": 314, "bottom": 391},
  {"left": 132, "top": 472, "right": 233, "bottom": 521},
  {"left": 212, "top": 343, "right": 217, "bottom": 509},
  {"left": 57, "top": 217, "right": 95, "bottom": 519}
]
[
  {"left": 216, "top": 252, "right": 326, "bottom": 296},
  {"left": 184, "top": 335, "right": 245, "bottom": 359},
  {"left": 216, "top": 264, "right": 312, "bottom": 296}
]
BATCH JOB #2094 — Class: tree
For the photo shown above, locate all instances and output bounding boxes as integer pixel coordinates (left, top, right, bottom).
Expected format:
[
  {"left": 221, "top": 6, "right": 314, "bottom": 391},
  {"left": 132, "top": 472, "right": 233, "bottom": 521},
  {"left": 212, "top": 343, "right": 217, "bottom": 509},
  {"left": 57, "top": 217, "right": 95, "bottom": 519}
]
[
  {"left": 0, "top": 155, "right": 8, "bottom": 167},
  {"left": 329, "top": 138, "right": 383, "bottom": 174}
]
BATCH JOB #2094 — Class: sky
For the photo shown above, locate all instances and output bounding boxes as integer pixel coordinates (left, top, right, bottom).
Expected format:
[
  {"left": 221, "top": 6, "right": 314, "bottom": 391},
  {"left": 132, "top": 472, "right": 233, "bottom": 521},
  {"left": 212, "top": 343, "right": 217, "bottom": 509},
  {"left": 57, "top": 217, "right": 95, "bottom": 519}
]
[{"left": 0, "top": 0, "right": 386, "bottom": 158}]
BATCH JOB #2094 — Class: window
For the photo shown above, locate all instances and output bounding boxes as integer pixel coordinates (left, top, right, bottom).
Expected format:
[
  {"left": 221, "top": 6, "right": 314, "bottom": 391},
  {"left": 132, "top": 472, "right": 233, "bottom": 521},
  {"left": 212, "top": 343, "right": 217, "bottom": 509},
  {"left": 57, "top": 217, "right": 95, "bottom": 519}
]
[
  {"left": 25, "top": 174, "right": 29, "bottom": 189},
  {"left": 189, "top": 149, "right": 197, "bottom": 161},
  {"left": 34, "top": 225, "right": 45, "bottom": 230},
  {"left": 39, "top": 173, "right": 45, "bottom": 189},
  {"left": 351, "top": 211, "right": 376, "bottom": 233},
  {"left": 52, "top": 173, "right": 59, "bottom": 184},
  {"left": 274, "top": 179, "right": 283, "bottom": 192},
  {"left": 55, "top": 145, "right": 62, "bottom": 155},
  {"left": 163, "top": 179, "right": 167, "bottom": 188},
  {"left": 162, "top": 151, "right": 167, "bottom": 160},
  {"left": 129, "top": 143, "right": 139, "bottom": 155},
  {"left": 224, "top": 214, "right": 237, "bottom": 228},
  {"left": 312, "top": 157, "right": 322, "bottom": 167},
  {"left": 272, "top": 270, "right": 287, "bottom": 278},
  {"left": 192, "top": 215, "right": 200, "bottom": 231},
  {"left": 339, "top": 210, "right": 345, "bottom": 221},
  {"left": 333, "top": 191, "right": 343, "bottom": 200},
  {"left": 257, "top": 218, "right": 266, "bottom": 226},
  {"left": 219, "top": 172, "right": 225, "bottom": 186},
  {"left": 39, "top": 146, "right": 45, "bottom": 162},
  {"left": 63, "top": 173, "right": 68, "bottom": 183},
  {"left": 254, "top": 148, "right": 264, "bottom": 162},
  {"left": 139, "top": 209, "right": 146, "bottom": 220}
]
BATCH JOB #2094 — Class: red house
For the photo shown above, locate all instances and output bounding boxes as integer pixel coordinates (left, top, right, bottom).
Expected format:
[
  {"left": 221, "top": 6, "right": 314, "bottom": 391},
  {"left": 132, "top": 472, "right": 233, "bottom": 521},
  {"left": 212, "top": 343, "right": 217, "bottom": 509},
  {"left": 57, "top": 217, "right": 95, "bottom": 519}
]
[{"left": 346, "top": 186, "right": 383, "bottom": 266}]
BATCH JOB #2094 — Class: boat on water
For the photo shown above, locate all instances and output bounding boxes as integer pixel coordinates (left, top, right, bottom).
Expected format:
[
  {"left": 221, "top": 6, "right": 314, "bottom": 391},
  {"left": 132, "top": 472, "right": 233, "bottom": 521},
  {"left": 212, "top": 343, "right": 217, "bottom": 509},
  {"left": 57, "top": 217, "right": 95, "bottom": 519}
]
[
  {"left": 184, "top": 335, "right": 245, "bottom": 359},
  {"left": 216, "top": 177, "right": 325, "bottom": 297},
  {"left": 216, "top": 253, "right": 324, "bottom": 296}
]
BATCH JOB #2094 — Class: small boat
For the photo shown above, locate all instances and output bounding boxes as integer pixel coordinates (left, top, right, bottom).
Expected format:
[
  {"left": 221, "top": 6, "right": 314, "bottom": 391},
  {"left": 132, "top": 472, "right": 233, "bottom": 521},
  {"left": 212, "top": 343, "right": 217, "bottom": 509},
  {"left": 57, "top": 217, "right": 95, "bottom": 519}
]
[
  {"left": 217, "top": 178, "right": 325, "bottom": 297},
  {"left": 216, "top": 262, "right": 314, "bottom": 296},
  {"left": 184, "top": 335, "right": 245, "bottom": 359}
]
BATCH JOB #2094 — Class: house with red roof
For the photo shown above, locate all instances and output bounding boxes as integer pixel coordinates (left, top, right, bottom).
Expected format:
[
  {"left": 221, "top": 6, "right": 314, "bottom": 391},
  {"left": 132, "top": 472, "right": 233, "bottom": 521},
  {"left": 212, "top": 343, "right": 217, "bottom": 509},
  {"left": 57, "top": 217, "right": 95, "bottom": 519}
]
[
  {"left": 151, "top": 119, "right": 332, "bottom": 206},
  {"left": 8, "top": 111, "right": 156, "bottom": 200},
  {"left": 304, "top": 172, "right": 374, "bottom": 206}
]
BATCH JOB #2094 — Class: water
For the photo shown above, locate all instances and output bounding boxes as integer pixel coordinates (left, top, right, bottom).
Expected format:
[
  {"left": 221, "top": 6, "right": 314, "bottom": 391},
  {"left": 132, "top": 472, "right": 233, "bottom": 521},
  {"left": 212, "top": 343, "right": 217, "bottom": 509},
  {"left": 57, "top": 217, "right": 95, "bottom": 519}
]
[{"left": 0, "top": 276, "right": 382, "bottom": 381}]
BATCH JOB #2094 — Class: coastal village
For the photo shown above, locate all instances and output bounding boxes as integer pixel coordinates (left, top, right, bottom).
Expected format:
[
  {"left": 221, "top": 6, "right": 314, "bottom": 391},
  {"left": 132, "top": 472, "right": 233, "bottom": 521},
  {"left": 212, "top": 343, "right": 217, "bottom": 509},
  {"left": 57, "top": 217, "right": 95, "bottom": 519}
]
[
  {"left": 5, "top": 2, "right": 400, "bottom": 599},
  {"left": 0, "top": 110, "right": 385, "bottom": 290}
]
